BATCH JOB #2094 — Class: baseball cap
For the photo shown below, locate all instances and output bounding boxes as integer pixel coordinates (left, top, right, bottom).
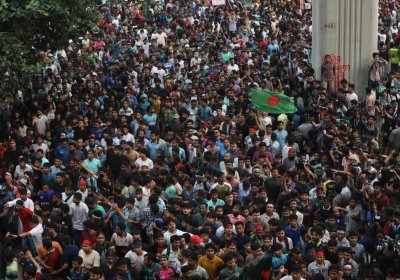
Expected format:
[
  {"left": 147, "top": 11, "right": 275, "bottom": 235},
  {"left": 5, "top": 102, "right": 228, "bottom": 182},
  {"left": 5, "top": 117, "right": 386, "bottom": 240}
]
[
  {"left": 82, "top": 240, "right": 92, "bottom": 247},
  {"left": 190, "top": 235, "right": 203, "bottom": 245}
]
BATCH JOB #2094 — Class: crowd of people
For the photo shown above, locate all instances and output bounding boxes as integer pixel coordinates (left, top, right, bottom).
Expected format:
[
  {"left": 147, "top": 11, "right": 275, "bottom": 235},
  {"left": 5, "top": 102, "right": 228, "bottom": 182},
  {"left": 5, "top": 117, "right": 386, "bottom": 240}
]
[{"left": 1, "top": 0, "right": 400, "bottom": 279}]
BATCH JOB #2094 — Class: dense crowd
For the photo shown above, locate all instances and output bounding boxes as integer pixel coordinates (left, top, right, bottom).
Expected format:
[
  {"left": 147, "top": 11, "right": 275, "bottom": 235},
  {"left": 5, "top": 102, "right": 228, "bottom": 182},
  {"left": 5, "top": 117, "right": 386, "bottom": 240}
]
[{"left": 1, "top": 0, "right": 400, "bottom": 279}]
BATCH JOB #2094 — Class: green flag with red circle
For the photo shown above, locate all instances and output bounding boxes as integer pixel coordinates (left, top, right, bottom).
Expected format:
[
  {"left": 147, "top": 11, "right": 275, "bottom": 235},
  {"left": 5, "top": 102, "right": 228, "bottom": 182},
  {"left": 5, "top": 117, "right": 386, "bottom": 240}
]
[{"left": 250, "top": 88, "right": 297, "bottom": 114}]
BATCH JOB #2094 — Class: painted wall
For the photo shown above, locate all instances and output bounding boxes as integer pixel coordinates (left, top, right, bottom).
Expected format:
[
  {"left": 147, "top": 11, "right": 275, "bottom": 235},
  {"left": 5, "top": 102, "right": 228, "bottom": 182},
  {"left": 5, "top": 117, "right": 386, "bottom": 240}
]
[{"left": 312, "top": 0, "right": 379, "bottom": 101}]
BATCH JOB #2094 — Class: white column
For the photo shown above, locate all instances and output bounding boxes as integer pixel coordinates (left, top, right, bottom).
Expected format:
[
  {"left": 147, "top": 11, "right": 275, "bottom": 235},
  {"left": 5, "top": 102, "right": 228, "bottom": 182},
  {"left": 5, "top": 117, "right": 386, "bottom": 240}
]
[{"left": 312, "top": 0, "right": 378, "bottom": 101}]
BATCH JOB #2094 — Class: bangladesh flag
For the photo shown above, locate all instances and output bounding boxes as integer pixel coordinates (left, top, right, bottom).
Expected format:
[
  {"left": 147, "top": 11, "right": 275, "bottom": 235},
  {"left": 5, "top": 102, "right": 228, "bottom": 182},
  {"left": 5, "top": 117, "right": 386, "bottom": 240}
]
[{"left": 250, "top": 88, "right": 297, "bottom": 114}]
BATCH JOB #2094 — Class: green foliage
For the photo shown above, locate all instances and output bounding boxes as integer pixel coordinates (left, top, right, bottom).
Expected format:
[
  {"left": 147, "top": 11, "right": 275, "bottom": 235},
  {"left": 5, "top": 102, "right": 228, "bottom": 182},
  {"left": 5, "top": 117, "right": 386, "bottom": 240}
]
[{"left": 0, "top": 0, "right": 100, "bottom": 102}]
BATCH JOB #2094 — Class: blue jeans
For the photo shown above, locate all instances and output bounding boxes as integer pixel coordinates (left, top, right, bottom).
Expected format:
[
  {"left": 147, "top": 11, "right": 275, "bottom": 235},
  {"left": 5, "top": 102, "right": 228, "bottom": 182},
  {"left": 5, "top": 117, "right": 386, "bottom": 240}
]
[{"left": 21, "top": 236, "right": 36, "bottom": 255}]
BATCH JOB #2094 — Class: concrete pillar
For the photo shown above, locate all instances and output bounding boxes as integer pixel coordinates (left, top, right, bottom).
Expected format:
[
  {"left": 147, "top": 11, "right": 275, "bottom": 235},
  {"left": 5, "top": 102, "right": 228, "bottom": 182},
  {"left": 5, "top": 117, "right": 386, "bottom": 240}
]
[{"left": 312, "top": 0, "right": 378, "bottom": 100}]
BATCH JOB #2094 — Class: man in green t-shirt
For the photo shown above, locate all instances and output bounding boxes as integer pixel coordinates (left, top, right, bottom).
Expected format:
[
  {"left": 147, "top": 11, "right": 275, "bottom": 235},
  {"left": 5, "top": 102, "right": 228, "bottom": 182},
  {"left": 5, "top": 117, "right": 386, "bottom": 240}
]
[{"left": 219, "top": 253, "right": 243, "bottom": 280}]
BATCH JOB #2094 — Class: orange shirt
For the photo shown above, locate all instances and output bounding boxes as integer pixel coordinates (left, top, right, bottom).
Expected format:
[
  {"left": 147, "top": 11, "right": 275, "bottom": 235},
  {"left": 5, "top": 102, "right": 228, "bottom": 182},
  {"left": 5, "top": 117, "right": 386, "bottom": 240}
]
[
  {"left": 37, "top": 241, "right": 63, "bottom": 260},
  {"left": 198, "top": 255, "right": 224, "bottom": 280}
]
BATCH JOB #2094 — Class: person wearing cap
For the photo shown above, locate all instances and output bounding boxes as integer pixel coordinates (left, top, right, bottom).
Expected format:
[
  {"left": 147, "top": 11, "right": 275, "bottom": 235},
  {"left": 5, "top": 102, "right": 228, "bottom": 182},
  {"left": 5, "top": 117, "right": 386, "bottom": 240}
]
[
  {"left": 169, "top": 112, "right": 185, "bottom": 135},
  {"left": 244, "top": 127, "right": 257, "bottom": 152},
  {"left": 76, "top": 177, "right": 88, "bottom": 201},
  {"left": 307, "top": 249, "right": 331, "bottom": 279},
  {"left": 251, "top": 224, "right": 265, "bottom": 247},
  {"left": 78, "top": 239, "right": 100, "bottom": 269}
]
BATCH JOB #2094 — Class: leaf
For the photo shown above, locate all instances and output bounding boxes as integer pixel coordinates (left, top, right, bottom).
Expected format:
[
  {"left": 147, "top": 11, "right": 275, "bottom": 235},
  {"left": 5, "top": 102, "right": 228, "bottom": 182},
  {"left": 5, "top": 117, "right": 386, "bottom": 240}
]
[{"left": 0, "top": 0, "right": 100, "bottom": 101}]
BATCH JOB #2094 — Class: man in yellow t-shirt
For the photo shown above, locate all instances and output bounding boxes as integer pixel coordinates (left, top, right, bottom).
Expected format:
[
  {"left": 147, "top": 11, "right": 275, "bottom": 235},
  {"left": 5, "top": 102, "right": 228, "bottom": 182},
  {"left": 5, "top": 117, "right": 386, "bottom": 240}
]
[
  {"left": 198, "top": 243, "right": 224, "bottom": 279},
  {"left": 389, "top": 45, "right": 400, "bottom": 72}
]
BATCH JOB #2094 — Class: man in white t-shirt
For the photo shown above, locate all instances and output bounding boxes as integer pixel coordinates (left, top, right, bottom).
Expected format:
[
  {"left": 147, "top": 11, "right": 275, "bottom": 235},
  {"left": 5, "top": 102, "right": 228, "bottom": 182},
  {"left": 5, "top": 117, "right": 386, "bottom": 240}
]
[
  {"left": 279, "top": 264, "right": 305, "bottom": 280},
  {"left": 155, "top": 28, "right": 167, "bottom": 46},
  {"left": 78, "top": 239, "right": 100, "bottom": 269},
  {"left": 163, "top": 220, "right": 187, "bottom": 246},
  {"left": 125, "top": 241, "right": 147, "bottom": 275},
  {"left": 30, "top": 135, "right": 49, "bottom": 154},
  {"left": 12, "top": 215, "right": 43, "bottom": 251},
  {"left": 345, "top": 83, "right": 358, "bottom": 106},
  {"left": 111, "top": 222, "right": 134, "bottom": 257},
  {"left": 151, "top": 62, "right": 167, "bottom": 82},
  {"left": 135, "top": 149, "right": 154, "bottom": 169},
  {"left": 6, "top": 189, "right": 34, "bottom": 211},
  {"left": 138, "top": 28, "right": 148, "bottom": 40}
]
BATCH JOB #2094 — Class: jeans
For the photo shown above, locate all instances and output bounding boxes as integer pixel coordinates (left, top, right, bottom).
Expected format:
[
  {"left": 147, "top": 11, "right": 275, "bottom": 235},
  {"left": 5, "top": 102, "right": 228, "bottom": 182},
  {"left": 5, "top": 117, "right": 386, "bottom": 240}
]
[{"left": 21, "top": 235, "right": 36, "bottom": 255}]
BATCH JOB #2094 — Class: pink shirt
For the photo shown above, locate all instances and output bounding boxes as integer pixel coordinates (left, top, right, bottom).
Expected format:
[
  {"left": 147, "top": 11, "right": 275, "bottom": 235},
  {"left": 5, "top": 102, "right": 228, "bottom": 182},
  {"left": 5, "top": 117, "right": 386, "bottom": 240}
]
[{"left": 227, "top": 214, "right": 246, "bottom": 224}]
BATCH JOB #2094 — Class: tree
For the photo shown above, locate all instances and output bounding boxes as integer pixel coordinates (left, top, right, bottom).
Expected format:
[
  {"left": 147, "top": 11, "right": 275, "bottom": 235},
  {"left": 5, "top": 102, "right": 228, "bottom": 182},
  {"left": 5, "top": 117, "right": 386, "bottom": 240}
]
[{"left": 0, "top": 0, "right": 100, "bottom": 103}]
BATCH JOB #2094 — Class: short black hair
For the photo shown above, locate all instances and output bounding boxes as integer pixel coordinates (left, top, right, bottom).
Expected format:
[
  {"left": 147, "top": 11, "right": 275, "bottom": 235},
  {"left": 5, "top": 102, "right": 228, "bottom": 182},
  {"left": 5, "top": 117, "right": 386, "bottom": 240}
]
[{"left": 72, "top": 256, "right": 83, "bottom": 264}]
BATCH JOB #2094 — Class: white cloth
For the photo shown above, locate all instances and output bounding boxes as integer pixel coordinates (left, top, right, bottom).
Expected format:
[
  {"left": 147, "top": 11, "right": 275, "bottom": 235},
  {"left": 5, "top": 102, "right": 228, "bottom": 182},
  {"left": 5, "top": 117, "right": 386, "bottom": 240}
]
[
  {"left": 30, "top": 223, "right": 44, "bottom": 249},
  {"left": 7, "top": 198, "right": 35, "bottom": 212},
  {"left": 163, "top": 229, "right": 187, "bottom": 246},
  {"left": 69, "top": 202, "right": 89, "bottom": 231}
]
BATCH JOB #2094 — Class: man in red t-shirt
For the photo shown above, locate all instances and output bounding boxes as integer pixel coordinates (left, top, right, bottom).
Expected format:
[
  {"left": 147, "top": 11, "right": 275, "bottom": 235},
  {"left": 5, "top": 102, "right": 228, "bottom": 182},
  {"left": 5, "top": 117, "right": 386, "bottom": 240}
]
[
  {"left": 14, "top": 199, "right": 34, "bottom": 232},
  {"left": 372, "top": 181, "right": 390, "bottom": 211},
  {"left": 13, "top": 200, "right": 35, "bottom": 253},
  {"left": 38, "top": 238, "right": 62, "bottom": 277}
]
